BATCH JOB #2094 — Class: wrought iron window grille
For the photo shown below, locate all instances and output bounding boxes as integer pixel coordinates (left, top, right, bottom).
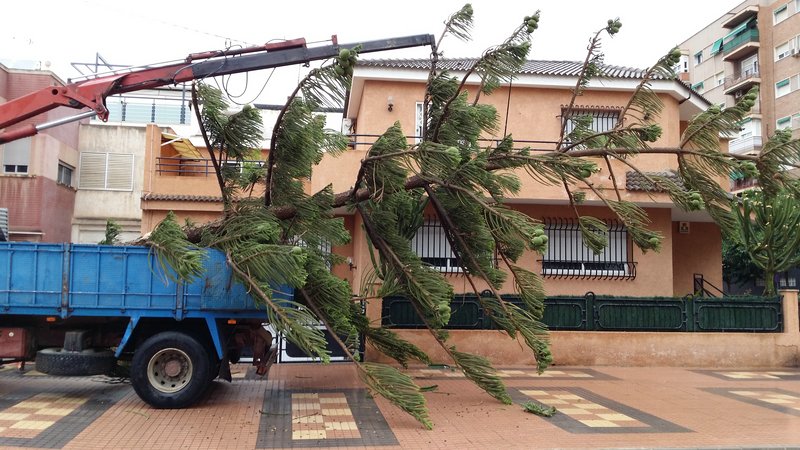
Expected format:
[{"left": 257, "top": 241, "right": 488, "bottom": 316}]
[
  {"left": 560, "top": 107, "right": 621, "bottom": 150},
  {"left": 540, "top": 218, "right": 636, "bottom": 280}
]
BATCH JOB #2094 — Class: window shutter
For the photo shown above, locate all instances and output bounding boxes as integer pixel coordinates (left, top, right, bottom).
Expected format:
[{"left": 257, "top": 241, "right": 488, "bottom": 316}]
[
  {"left": 2, "top": 138, "right": 31, "bottom": 166},
  {"left": 79, "top": 153, "right": 107, "bottom": 189},
  {"left": 776, "top": 79, "right": 790, "bottom": 88},
  {"left": 710, "top": 39, "right": 723, "bottom": 55},
  {"left": 106, "top": 153, "right": 134, "bottom": 190}
]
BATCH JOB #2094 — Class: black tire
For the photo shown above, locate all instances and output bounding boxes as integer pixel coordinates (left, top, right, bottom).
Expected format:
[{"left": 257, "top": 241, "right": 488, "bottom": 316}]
[
  {"left": 35, "top": 348, "right": 116, "bottom": 376},
  {"left": 130, "top": 331, "right": 210, "bottom": 409}
]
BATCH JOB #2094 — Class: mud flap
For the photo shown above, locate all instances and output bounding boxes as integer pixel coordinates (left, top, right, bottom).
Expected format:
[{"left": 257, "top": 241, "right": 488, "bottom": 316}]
[{"left": 252, "top": 327, "right": 276, "bottom": 376}]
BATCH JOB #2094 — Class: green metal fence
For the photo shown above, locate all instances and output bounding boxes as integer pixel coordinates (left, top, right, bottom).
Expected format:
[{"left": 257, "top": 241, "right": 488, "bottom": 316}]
[{"left": 381, "top": 293, "right": 783, "bottom": 332}]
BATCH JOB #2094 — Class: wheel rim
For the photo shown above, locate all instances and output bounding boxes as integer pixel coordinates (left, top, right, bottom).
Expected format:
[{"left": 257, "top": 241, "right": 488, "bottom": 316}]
[{"left": 147, "top": 348, "right": 193, "bottom": 394}]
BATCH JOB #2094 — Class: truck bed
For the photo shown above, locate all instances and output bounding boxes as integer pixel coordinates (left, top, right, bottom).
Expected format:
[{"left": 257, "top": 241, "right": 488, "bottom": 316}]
[{"left": 0, "top": 242, "right": 288, "bottom": 321}]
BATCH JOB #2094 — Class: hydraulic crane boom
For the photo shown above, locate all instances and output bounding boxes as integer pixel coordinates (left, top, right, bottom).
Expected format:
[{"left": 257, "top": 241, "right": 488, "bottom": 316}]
[{"left": 0, "top": 34, "right": 435, "bottom": 144}]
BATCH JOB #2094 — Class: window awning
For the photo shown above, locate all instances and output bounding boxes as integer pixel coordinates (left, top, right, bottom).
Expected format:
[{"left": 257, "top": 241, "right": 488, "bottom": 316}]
[
  {"left": 161, "top": 132, "right": 201, "bottom": 159},
  {"left": 710, "top": 39, "right": 724, "bottom": 55},
  {"left": 692, "top": 81, "right": 704, "bottom": 91},
  {"left": 724, "top": 17, "right": 754, "bottom": 41},
  {"left": 776, "top": 79, "right": 790, "bottom": 88}
]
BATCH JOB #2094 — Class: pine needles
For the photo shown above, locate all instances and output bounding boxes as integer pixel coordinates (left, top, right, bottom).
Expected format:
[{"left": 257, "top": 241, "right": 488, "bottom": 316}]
[{"left": 139, "top": 2, "right": 800, "bottom": 431}]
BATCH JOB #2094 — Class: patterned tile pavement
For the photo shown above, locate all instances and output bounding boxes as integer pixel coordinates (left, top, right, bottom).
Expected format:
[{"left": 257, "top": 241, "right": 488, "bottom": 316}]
[
  {"left": 694, "top": 369, "right": 800, "bottom": 381},
  {"left": 704, "top": 387, "right": 800, "bottom": 417},
  {"left": 510, "top": 387, "right": 689, "bottom": 433},
  {"left": 256, "top": 389, "right": 397, "bottom": 448},
  {"left": 407, "top": 367, "right": 615, "bottom": 380},
  {"left": 0, "top": 363, "right": 799, "bottom": 449}
]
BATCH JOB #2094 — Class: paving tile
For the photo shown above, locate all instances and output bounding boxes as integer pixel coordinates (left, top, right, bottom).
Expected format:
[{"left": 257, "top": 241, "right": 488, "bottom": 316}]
[
  {"left": 694, "top": 369, "right": 800, "bottom": 381},
  {"left": 704, "top": 387, "right": 800, "bottom": 417},
  {"left": 407, "top": 366, "right": 615, "bottom": 380},
  {"left": 509, "top": 386, "right": 691, "bottom": 434},
  {"left": 256, "top": 388, "right": 397, "bottom": 448},
  {"left": 2, "top": 363, "right": 800, "bottom": 448}
]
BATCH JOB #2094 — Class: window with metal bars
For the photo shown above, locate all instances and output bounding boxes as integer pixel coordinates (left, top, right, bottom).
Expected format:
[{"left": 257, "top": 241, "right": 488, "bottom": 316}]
[
  {"left": 561, "top": 108, "right": 621, "bottom": 149},
  {"left": 541, "top": 218, "right": 636, "bottom": 280},
  {"left": 410, "top": 217, "right": 463, "bottom": 274}
]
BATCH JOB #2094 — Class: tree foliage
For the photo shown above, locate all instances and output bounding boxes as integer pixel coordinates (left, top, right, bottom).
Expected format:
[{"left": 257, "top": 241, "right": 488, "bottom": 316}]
[
  {"left": 731, "top": 186, "right": 800, "bottom": 295},
  {"left": 146, "top": 4, "right": 800, "bottom": 427}
]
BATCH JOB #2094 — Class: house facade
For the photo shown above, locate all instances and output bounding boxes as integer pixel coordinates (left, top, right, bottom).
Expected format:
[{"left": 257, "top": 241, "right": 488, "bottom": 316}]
[
  {"left": 140, "top": 58, "right": 720, "bottom": 302},
  {"left": 678, "top": 0, "right": 800, "bottom": 192},
  {"left": 0, "top": 63, "right": 82, "bottom": 242}
]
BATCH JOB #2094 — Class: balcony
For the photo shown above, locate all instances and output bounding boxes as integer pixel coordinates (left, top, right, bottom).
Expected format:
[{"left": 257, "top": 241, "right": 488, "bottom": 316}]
[
  {"left": 728, "top": 135, "right": 762, "bottom": 155},
  {"left": 723, "top": 28, "right": 760, "bottom": 62},
  {"left": 155, "top": 157, "right": 264, "bottom": 176},
  {"left": 721, "top": 5, "right": 758, "bottom": 29},
  {"left": 723, "top": 69, "right": 760, "bottom": 95}
]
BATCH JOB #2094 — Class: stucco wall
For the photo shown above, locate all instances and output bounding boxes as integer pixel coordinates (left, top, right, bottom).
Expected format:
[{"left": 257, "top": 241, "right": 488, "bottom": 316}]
[
  {"left": 672, "top": 220, "right": 723, "bottom": 296},
  {"left": 0, "top": 176, "right": 75, "bottom": 242},
  {"left": 71, "top": 124, "right": 148, "bottom": 243}
]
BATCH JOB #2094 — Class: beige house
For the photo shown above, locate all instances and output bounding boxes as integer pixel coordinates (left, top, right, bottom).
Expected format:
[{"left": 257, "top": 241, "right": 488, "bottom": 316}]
[{"left": 141, "top": 58, "right": 719, "bottom": 301}]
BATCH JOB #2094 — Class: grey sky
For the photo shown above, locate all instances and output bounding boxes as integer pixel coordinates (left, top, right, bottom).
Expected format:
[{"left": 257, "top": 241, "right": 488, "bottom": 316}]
[{"left": 3, "top": 0, "right": 742, "bottom": 104}]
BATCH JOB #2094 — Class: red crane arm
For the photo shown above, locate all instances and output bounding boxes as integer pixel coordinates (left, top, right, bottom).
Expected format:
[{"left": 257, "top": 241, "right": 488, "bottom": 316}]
[{"left": 0, "top": 34, "right": 435, "bottom": 144}]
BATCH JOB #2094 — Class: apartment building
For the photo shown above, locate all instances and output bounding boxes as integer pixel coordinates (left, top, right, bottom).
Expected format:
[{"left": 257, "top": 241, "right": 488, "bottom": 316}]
[
  {"left": 678, "top": 0, "right": 800, "bottom": 179},
  {"left": 0, "top": 63, "right": 82, "bottom": 242}
]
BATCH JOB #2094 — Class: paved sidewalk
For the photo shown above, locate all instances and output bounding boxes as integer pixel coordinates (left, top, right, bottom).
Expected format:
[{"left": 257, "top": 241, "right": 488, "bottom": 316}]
[{"left": 0, "top": 363, "right": 799, "bottom": 449}]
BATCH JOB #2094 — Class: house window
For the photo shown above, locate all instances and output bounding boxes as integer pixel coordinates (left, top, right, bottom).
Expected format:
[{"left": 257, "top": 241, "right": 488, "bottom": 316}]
[
  {"left": 741, "top": 55, "right": 759, "bottom": 76},
  {"left": 778, "top": 273, "right": 797, "bottom": 288},
  {"left": 541, "top": 219, "right": 635, "bottom": 280},
  {"left": 776, "top": 41, "right": 791, "bottom": 60},
  {"left": 2, "top": 137, "right": 31, "bottom": 174},
  {"left": 776, "top": 78, "right": 791, "bottom": 97},
  {"left": 715, "top": 72, "right": 725, "bottom": 86},
  {"left": 777, "top": 116, "right": 792, "bottom": 130},
  {"left": 57, "top": 162, "right": 74, "bottom": 187},
  {"left": 774, "top": 4, "right": 789, "bottom": 23},
  {"left": 792, "top": 113, "right": 800, "bottom": 129},
  {"left": 79, "top": 152, "right": 134, "bottom": 191},
  {"left": 410, "top": 218, "right": 461, "bottom": 273},
  {"left": 694, "top": 51, "right": 703, "bottom": 65},
  {"left": 562, "top": 108, "right": 620, "bottom": 134},
  {"left": 221, "top": 160, "right": 265, "bottom": 173},
  {"left": 674, "top": 54, "right": 689, "bottom": 73},
  {"left": 414, "top": 102, "right": 424, "bottom": 144}
]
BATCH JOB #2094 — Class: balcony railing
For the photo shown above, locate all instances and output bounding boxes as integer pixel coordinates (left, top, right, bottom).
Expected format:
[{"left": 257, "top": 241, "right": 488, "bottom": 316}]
[
  {"left": 95, "top": 97, "right": 191, "bottom": 125},
  {"left": 723, "top": 69, "right": 760, "bottom": 91},
  {"left": 731, "top": 177, "right": 759, "bottom": 191},
  {"left": 728, "top": 135, "right": 762, "bottom": 155},
  {"left": 156, "top": 157, "right": 264, "bottom": 176}
]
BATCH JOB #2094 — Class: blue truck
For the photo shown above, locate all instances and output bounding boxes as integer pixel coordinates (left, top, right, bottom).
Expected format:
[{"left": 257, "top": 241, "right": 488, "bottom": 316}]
[{"left": 0, "top": 242, "right": 288, "bottom": 408}]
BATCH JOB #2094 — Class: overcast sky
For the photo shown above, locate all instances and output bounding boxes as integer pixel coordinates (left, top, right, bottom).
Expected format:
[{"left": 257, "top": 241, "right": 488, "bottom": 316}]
[{"left": 3, "top": 0, "right": 742, "bottom": 104}]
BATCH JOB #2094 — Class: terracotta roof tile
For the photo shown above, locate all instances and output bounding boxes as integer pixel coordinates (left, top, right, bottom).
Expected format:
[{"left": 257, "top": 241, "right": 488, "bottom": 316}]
[
  {"left": 359, "top": 58, "right": 657, "bottom": 79},
  {"left": 142, "top": 193, "right": 222, "bottom": 202},
  {"left": 625, "top": 171, "right": 684, "bottom": 192}
]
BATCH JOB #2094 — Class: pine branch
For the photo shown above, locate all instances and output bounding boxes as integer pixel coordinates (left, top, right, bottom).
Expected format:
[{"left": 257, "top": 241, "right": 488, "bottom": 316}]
[{"left": 298, "top": 289, "right": 433, "bottom": 429}]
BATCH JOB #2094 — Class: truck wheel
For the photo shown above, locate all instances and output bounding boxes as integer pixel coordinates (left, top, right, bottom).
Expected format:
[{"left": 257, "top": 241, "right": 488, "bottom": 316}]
[
  {"left": 35, "top": 348, "right": 116, "bottom": 376},
  {"left": 130, "top": 332, "right": 210, "bottom": 409}
]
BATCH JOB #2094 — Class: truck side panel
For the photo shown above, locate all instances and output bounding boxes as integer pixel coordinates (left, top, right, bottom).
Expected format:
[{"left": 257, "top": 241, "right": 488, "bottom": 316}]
[
  {"left": 0, "top": 242, "right": 64, "bottom": 315},
  {"left": 69, "top": 245, "right": 178, "bottom": 317}
]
